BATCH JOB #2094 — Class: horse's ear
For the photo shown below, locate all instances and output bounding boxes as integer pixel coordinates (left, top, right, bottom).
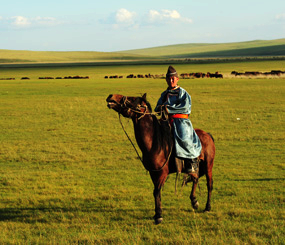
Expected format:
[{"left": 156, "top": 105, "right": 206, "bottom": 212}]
[{"left": 142, "top": 93, "right": 147, "bottom": 100}]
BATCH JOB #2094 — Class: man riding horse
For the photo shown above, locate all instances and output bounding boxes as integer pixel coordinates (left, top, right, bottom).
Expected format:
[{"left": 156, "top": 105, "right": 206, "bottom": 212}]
[
  {"left": 106, "top": 65, "right": 215, "bottom": 223},
  {"left": 155, "top": 66, "right": 201, "bottom": 177}
]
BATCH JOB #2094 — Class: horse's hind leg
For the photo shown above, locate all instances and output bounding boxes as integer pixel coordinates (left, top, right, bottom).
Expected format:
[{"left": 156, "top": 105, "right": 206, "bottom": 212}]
[{"left": 205, "top": 170, "right": 213, "bottom": 212}]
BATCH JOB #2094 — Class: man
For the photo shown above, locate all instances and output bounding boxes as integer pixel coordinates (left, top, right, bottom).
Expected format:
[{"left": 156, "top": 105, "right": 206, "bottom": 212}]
[{"left": 155, "top": 65, "right": 202, "bottom": 174}]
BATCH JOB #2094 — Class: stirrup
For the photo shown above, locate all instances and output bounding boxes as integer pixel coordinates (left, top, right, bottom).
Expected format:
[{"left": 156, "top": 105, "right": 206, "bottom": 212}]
[
  {"left": 185, "top": 158, "right": 199, "bottom": 174},
  {"left": 191, "top": 159, "right": 199, "bottom": 173}
]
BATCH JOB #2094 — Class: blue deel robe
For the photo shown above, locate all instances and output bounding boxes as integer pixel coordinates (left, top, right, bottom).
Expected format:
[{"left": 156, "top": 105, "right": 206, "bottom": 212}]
[{"left": 155, "top": 86, "right": 202, "bottom": 159}]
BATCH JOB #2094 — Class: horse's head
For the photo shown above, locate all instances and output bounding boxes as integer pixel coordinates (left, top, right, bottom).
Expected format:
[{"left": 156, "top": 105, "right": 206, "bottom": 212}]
[{"left": 106, "top": 93, "right": 152, "bottom": 118}]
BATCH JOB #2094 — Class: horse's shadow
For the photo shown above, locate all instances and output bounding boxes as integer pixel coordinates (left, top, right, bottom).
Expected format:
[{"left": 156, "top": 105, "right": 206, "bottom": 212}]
[
  {"left": 0, "top": 202, "right": 203, "bottom": 223},
  {"left": 0, "top": 206, "right": 73, "bottom": 222},
  {"left": 233, "top": 178, "right": 284, "bottom": 182},
  {"left": 0, "top": 205, "right": 155, "bottom": 223}
]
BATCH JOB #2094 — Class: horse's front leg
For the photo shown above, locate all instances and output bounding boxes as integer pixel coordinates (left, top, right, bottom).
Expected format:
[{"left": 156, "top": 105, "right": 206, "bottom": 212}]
[
  {"left": 190, "top": 180, "right": 199, "bottom": 210},
  {"left": 151, "top": 172, "right": 167, "bottom": 224},
  {"left": 153, "top": 187, "right": 163, "bottom": 224}
]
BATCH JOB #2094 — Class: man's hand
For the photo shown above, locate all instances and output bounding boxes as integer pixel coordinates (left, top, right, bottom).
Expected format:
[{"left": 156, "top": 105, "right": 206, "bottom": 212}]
[
  {"left": 156, "top": 104, "right": 167, "bottom": 112},
  {"left": 156, "top": 105, "right": 163, "bottom": 111}
]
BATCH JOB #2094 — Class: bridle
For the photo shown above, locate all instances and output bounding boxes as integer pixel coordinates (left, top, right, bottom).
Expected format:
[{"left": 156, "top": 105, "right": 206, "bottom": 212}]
[
  {"left": 121, "top": 96, "right": 156, "bottom": 120},
  {"left": 118, "top": 96, "right": 173, "bottom": 172}
]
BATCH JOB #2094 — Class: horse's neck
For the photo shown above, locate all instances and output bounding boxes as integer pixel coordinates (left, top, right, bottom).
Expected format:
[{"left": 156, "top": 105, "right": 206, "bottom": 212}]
[{"left": 132, "top": 115, "right": 154, "bottom": 153}]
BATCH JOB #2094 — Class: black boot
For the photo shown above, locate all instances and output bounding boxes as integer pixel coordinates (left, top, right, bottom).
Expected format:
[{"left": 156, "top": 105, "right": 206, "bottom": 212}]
[{"left": 185, "top": 158, "right": 199, "bottom": 174}]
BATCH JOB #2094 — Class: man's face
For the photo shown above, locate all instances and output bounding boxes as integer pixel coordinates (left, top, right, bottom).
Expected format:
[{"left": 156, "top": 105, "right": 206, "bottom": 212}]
[{"left": 166, "top": 76, "right": 179, "bottom": 89}]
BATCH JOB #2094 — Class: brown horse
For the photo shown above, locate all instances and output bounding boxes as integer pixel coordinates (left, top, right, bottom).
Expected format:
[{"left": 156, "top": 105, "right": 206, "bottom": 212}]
[{"left": 106, "top": 93, "right": 215, "bottom": 224}]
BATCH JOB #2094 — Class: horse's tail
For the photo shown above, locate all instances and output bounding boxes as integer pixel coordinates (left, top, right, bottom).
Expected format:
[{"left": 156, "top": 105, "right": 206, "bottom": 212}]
[{"left": 207, "top": 132, "right": 215, "bottom": 142}]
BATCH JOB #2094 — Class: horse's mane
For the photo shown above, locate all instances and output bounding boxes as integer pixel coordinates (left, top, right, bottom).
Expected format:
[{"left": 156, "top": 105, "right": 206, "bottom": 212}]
[
  {"left": 146, "top": 101, "right": 152, "bottom": 112},
  {"left": 140, "top": 96, "right": 173, "bottom": 156},
  {"left": 142, "top": 99, "right": 152, "bottom": 113},
  {"left": 151, "top": 115, "right": 173, "bottom": 156}
]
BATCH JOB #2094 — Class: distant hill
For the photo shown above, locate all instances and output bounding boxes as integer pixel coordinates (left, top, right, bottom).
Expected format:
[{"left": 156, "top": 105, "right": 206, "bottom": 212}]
[
  {"left": 0, "top": 38, "right": 284, "bottom": 64},
  {"left": 119, "top": 39, "right": 285, "bottom": 58},
  {"left": 0, "top": 50, "right": 152, "bottom": 64}
]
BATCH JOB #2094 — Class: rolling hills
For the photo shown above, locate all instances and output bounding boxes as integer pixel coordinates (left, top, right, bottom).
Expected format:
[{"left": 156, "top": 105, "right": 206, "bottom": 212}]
[
  {"left": 0, "top": 38, "right": 284, "bottom": 64},
  {"left": 119, "top": 38, "right": 285, "bottom": 57}
]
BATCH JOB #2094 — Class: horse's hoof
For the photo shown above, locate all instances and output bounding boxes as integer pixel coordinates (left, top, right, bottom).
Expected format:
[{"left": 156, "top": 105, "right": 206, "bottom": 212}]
[
  {"left": 155, "top": 217, "right": 163, "bottom": 225},
  {"left": 191, "top": 197, "right": 199, "bottom": 209},
  {"left": 192, "top": 201, "right": 199, "bottom": 210},
  {"left": 204, "top": 207, "right": 211, "bottom": 212}
]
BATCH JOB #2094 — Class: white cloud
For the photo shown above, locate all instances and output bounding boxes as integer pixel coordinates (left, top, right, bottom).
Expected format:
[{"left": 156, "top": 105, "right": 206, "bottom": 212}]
[
  {"left": 276, "top": 13, "right": 285, "bottom": 20},
  {"left": 162, "top": 9, "right": 181, "bottom": 19},
  {"left": 33, "top": 17, "right": 59, "bottom": 26},
  {"left": 101, "top": 8, "right": 192, "bottom": 29},
  {"left": 115, "top": 8, "right": 136, "bottom": 24},
  {"left": 147, "top": 9, "right": 192, "bottom": 24},
  {"left": 3, "top": 16, "right": 62, "bottom": 28},
  {"left": 11, "top": 16, "right": 31, "bottom": 27},
  {"left": 101, "top": 8, "right": 137, "bottom": 29},
  {"left": 148, "top": 10, "right": 161, "bottom": 22}
]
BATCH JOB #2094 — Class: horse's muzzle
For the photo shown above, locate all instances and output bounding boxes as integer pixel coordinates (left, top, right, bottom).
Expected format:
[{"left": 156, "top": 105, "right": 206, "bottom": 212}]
[{"left": 106, "top": 94, "right": 118, "bottom": 109}]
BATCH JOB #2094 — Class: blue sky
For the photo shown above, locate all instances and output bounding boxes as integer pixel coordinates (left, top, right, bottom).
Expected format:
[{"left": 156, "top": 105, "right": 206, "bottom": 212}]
[{"left": 0, "top": 0, "right": 284, "bottom": 51}]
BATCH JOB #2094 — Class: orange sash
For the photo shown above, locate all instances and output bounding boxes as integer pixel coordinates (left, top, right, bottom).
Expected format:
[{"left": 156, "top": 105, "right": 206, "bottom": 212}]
[{"left": 169, "top": 114, "right": 189, "bottom": 119}]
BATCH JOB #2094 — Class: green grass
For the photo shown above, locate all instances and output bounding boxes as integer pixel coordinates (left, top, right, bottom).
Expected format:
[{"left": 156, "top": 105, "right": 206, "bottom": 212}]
[
  {"left": 1, "top": 38, "right": 285, "bottom": 64},
  {"left": 0, "top": 61, "right": 284, "bottom": 244},
  {"left": 119, "top": 38, "right": 285, "bottom": 57},
  {"left": 0, "top": 50, "right": 152, "bottom": 64}
]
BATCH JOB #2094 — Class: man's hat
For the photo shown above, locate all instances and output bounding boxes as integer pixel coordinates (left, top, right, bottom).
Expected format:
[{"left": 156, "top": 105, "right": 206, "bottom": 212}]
[{"left": 166, "top": 65, "right": 178, "bottom": 77}]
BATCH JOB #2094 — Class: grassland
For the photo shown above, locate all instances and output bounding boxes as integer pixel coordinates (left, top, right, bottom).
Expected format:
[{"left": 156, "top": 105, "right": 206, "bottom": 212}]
[
  {"left": 119, "top": 38, "right": 285, "bottom": 58},
  {"left": 0, "top": 50, "right": 154, "bottom": 64},
  {"left": 1, "top": 38, "right": 285, "bottom": 65},
  {"left": 0, "top": 60, "right": 284, "bottom": 244}
]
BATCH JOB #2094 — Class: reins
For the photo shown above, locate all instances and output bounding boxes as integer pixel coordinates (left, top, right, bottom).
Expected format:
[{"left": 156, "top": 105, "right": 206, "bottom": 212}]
[
  {"left": 118, "top": 113, "right": 143, "bottom": 163},
  {"left": 118, "top": 97, "right": 173, "bottom": 172}
]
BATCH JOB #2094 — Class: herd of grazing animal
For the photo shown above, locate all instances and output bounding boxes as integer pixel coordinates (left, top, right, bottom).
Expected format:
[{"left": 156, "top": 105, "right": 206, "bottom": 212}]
[
  {"left": 105, "top": 72, "right": 224, "bottom": 79},
  {"left": 105, "top": 74, "right": 158, "bottom": 79},
  {"left": 105, "top": 70, "right": 285, "bottom": 79},
  {"left": 180, "top": 72, "right": 223, "bottom": 78},
  {"left": 39, "top": 75, "right": 89, "bottom": 79},
  {"left": 0, "top": 70, "right": 284, "bottom": 81},
  {"left": 0, "top": 76, "right": 89, "bottom": 80},
  {"left": 0, "top": 77, "right": 15, "bottom": 80},
  {"left": 231, "top": 70, "right": 285, "bottom": 76}
]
